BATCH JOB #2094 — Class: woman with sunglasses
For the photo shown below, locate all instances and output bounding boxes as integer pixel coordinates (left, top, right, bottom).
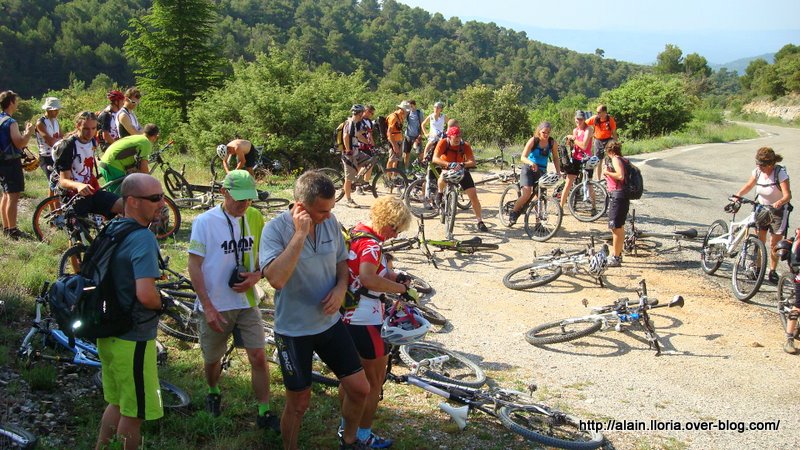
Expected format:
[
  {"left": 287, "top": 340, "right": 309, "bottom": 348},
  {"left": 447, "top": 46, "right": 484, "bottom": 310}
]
[
  {"left": 735, "top": 147, "right": 792, "bottom": 284},
  {"left": 507, "top": 121, "right": 561, "bottom": 226}
]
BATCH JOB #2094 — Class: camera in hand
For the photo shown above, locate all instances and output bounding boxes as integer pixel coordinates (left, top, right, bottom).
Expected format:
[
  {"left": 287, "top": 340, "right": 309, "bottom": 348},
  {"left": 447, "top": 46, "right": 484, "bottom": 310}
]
[{"left": 228, "top": 264, "right": 246, "bottom": 288}]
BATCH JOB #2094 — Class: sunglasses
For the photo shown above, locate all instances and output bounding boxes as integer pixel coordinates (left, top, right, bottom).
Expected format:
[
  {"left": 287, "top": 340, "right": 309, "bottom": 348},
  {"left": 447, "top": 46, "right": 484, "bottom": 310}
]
[
  {"left": 134, "top": 193, "right": 164, "bottom": 202},
  {"left": 756, "top": 161, "right": 773, "bottom": 167}
]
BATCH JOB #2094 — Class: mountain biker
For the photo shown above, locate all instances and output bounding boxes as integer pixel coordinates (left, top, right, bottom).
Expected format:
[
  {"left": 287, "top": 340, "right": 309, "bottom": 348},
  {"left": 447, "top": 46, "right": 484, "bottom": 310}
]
[
  {"left": 586, "top": 104, "right": 618, "bottom": 180},
  {"left": 784, "top": 230, "right": 800, "bottom": 354},
  {"left": 386, "top": 103, "right": 408, "bottom": 175},
  {"left": 35, "top": 97, "right": 62, "bottom": 196},
  {"left": 99, "top": 124, "right": 160, "bottom": 194},
  {"left": 734, "top": 147, "right": 792, "bottom": 284},
  {"left": 97, "top": 90, "right": 125, "bottom": 151},
  {"left": 507, "top": 122, "right": 562, "bottom": 227},
  {"left": 54, "top": 111, "right": 123, "bottom": 219},
  {"left": 0, "top": 90, "right": 35, "bottom": 240},
  {"left": 342, "top": 105, "right": 367, "bottom": 207},
  {"left": 602, "top": 142, "right": 627, "bottom": 267},
  {"left": 561, "top": 111, "right": 595, "bottom": 210},
  {"left": 116, "top": 88, "right": 143, "bottom": 139},
  {"left": 431, "top": 126, "right": 488, "bottom": 233},
  {"left": 402, "top": 99, "right": 423, "bottom": 169},
  {"left": 217, "top": 139, "right": 256, "bottom": 178},
  {"left": 421, "top": 101, "right": 446, "bottom": 164},
  {"left": 341, "top": 196, "right": 413, "bottom": 448}
]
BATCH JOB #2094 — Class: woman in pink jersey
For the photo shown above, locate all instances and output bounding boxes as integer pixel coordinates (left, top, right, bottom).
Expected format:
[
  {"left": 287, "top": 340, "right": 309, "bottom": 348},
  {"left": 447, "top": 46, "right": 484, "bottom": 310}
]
[{"left": 560, "top": 110, "right": 595, "bottom": 210}]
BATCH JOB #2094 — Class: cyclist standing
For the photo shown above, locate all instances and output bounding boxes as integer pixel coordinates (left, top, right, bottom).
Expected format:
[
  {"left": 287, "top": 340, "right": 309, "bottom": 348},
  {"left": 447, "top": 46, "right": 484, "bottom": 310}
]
[
  {"left": 97, "top": 90, "right": 125, "bottom": 151},
  {"left": 116, "top": 88, "right": 143, "bottom": 138},
  {"left": 341, "top": 196, "right": 413, "bottom": 448},
  {"left": 216, "top": 139, "right": 256, "bottom": 177},
  {"left": 508, "top": 122, "right": 561, "bottom": 227},
  {"left": 431, "top": 126, "right": 488, "bottom": 233},
  {"left": 586, "top": 104, "right": 618, "bottom": 180},
  {"left": 402, "top": 100, "right": 423, "bottom": 169},
  {"left": 34, "top": 97, "right": 62, "bottom": 196},
  {"left": 342, "top": 105, "right": 367, "bottom": 207},
  {"left": 0, "top": 90, "right": 35, "bottom": 240},
  {"left": 734, "top": 147, "right": 792, "bottom": 284},
  {"left": 386, "top": 103, "right": 408, "bottom": 175},
  {"left": 602, "top": 142, "right": 627, "bottom": 267},
  {"left": 420, "top": 101, "right": 446, "bottom": 164}
]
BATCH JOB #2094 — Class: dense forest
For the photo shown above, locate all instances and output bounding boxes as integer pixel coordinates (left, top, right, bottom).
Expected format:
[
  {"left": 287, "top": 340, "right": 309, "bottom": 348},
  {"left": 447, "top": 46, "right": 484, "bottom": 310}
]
[{"left": 0, "top": 0, "right": 643, "bottom": 102}]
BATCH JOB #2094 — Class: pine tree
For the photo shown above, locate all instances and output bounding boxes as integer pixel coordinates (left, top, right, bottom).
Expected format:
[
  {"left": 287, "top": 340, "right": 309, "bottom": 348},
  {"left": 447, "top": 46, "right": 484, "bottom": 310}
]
[{"left": 124, "top": 0, "right": 224, "bottom": 122}]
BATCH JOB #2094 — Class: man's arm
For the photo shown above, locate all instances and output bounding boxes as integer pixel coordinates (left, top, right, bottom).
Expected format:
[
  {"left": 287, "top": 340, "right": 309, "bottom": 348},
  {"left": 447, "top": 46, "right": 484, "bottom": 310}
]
[
  {"left": 35, "top": 120, "right": 58, "bottom": 147},
  {"left": 320, "top": 260, "right": 349, "bottom": 315},
  {"left": 10, "top": 121, "right": 34, "bottom": 149},
  {"left": 234, "top": 148, "right": 247, "bottom": 170},
  {"left": 188, "top": 253, "right": 229, "bottom": 333},
  {"left": 135, "top": 278, "right": 161, "bottom": 310},
  {"left": 58, "top": 169, "right": 94, "bottom": 196},
  {"left": 263, "top": 207, "right": 311, "bottom": 290}
]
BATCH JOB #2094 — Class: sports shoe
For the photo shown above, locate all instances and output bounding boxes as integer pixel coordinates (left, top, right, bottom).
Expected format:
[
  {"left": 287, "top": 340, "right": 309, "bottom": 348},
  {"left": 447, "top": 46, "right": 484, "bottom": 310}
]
[
  {"left": 768, "top": 270, "right": 780, "bottom": 285},
  {"left": 356, "top": 186, "right": 365, "bottom": 195},
  {"left": 508, "top": 210, "right": 519, "bottom": 226},
  {"left": 345, "top": 198, "right": 359, "bottom": 208},
  {"left": 339, "top": 437, "right": 369, "bottom": 450},
  {"left": 6, "top": 228, "right": 33, "bottom": 240},
  {"left": 205, "top": 393, "right": 222, "bottom": 417},
  {"left": 785, "top": 338, "right": 798, "bottom": 354},
  {"left": 606, "top": 256, "right": 622, "bottom": 268},
  {"left": 361, "top": 432, "right": 394, "bottom": 449},
  {"left": 256, "top": 412, "right": 281, "bottom": 433},
  {"left": 477, "top": 221, "right": 488, "bottom": 232}
]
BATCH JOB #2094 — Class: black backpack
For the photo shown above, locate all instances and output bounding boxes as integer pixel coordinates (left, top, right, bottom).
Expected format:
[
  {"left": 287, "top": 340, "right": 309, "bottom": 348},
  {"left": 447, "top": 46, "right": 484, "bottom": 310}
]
[
  {"left": 48, "top": 219, "right": 147, "bottom": 346},
  {"left": 620, "top": 157, "right": 644, "bottom": 200}
]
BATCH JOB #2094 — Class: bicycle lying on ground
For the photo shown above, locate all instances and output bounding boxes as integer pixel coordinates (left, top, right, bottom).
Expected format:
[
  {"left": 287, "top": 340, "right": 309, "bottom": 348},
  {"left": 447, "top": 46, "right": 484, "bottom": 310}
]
[
  {"left": 622, "top": 209, "right": 698, "bottom": 256},
  {"left": 498, "top": 172, "right": 563, "bottom": 241},
  {"left": 700, "top": 195, "right": 770, "bottom": 301},
  {"left": 17, "top": 282, "right": 191, "bottom": 409},
  {"left": 317, "top": 147, "right": 408, "bottom": 202},
  {"left": 0, "top": 422, "right": 37, "bottom": 449},
  {"left": 503, "top": 237, "right": 609, "bottom": 290},
  {"left": 525, "top": 279, "right": 685, "bottom": 356},
  {"left": 381, "top": 217, "right": 499, "bottom": 269},
  {"left": 210, "top": 144, "right": 295, "bottom": 180},
  {"left": 169, "top": 174, "right": 290, "bottom": 213}
]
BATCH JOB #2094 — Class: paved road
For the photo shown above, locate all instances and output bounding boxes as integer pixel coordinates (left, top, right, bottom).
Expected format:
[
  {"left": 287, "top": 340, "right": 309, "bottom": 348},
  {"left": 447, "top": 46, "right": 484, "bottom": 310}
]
[{"left": 629, "top": 121, "right": 799, "bottom": 231}]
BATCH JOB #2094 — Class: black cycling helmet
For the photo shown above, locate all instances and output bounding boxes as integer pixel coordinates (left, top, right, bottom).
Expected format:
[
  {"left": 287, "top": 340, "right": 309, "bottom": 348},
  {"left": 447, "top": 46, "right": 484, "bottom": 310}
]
[
  {"left": 351, "top": 104, "right": 365, "bottom": 114},
  {"left": 776, "top": 239, "right": 793, "bottom": 261}
]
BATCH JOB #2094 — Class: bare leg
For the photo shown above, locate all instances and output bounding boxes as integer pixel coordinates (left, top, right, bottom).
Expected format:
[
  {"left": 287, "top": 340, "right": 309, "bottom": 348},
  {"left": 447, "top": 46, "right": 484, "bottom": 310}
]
[
  {"left": 611, "top": 227, "right": 625, "bottom": 257},
  {"left": 357, "top": 355, "right": 389, "bottom": 429},
  {"left": 96, "top": 404, "right": 121, "bottom": 450},
  {"left": 465, "top": 187, "right": 482, "bottom": 221},
  {"left": 245, "top": 347, "right": 271, "bottom": 404},
  {"left": 512, "top": 186, "right": 533, "bottom": 214},
  {"left": 1, "top": 192, "right": 20, "bottom": 229},
  {"left": 339, "top": 370, "right": 369, "bottom": 445},
  {"left": 560, "top": 174, "right": 575, "bottom": 209},
  {"left": 282, "top": 389, "right": 311, "bottom": 450},
  {"left": 116, "top": 416, "right": 144, "bottom": 450},
  {"left": 204, "top": 360, "right": 222, "bottom": 389}
]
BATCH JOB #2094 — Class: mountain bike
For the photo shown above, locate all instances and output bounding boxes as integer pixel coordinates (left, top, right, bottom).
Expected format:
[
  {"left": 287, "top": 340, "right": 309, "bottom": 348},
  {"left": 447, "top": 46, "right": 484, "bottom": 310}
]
[
  {"left": 623, "top": 209, "right": 698, "bottom": 256},
  {"left": 402, "top": 164, "right": 471, "bottom": 220},
  {"left": 17, "top": 283, "right": 191, "bottom": 409},
  {"left": 700, "top": 195, "right": 769, "bottom": 301},
  {"left": 169, "top": 174, "right": 289, "bottom": 213},
  {"left": 498, "top": 173, "right": 563, "bottom": 241},
  {"left": 210, "top": 144, "right": 294, "bottom": 180},
  {"left": 316, "top": 147, "right": 407, "bottom": 202},
  {"left": 0, "top": 423, "right": 37, "bottom": 449},
  {"left": 503, "top": 237, "right": 609, "bottom": 290},
  {"left": 563, "top": 158, "right": 609, "bottom": 222},
  {"left": 526, "top": 279, "right": 685, "bottom": 356},
  {"left": 381, "top": 217, "right": 499, "bottom": 269}
]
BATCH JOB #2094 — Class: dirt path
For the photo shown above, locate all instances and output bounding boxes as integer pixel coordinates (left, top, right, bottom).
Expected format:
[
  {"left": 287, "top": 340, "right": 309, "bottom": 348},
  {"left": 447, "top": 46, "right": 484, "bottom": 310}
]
[{"left": 333, "top": 177, "right": 798, "bottom": 450}]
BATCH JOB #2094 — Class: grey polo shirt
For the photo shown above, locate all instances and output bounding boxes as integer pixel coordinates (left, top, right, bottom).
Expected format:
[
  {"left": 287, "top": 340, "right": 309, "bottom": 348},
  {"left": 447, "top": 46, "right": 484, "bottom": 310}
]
[{"left": 259, "top": 210, "right": 348, "bottom": 337}]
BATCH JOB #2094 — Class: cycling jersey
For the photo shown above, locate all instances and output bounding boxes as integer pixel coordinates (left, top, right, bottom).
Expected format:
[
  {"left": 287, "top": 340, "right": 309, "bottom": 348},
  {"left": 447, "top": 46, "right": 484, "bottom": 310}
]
[
  {"left": 344, "top": 223, "right": 388, "bottom": 326},
  {"left": 434, "top": 139, "right": 474, "bottom": 165}
]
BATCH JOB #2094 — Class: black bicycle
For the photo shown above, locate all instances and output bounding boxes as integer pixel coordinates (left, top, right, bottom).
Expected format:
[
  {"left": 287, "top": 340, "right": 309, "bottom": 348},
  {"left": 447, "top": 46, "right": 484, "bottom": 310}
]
[
  {"left": 210, "top": 144, "right": 295, "bottom": 180},
  {"left": 317, "top": 147, "right": 408, "bottom": 202}
]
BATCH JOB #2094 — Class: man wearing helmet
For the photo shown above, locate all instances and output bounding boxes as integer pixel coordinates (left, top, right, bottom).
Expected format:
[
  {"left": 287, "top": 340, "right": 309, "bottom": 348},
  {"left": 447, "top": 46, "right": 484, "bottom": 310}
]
[
  {"left": 217, "top": 139, "right": 256, "bottom": 178},
  {"left": 97, "top": 90, "right": 125, "bottom": 151},
  {"left": 431, "top": 126, "right": 488, "bottom": 233}
]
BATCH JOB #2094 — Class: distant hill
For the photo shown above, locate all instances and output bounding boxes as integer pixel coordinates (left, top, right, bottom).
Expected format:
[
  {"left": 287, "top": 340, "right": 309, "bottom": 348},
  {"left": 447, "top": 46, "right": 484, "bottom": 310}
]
[{"left": 711, "top": 53, "right": 775, "bottom": 74}]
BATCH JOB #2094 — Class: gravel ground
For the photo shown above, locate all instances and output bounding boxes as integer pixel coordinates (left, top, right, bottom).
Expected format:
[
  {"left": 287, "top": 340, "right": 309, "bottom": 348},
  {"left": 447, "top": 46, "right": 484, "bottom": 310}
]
[{"left": 333, "top": 174, "right": 798, "bottom": 450}]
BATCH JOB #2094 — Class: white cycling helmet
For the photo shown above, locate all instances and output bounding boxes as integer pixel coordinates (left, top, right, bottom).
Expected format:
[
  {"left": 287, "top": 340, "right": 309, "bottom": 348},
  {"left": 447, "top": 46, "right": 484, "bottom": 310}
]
[
  {"left": 381, "top": 303, "right": 431, "bottom": 345},
  {"left": 583, "top": 155, "right": 600, "bottom": 170},
  {"left": 443, "top": 167, "right": 465, "bottom": 184},
  {"left": 538, "top": 173, "right": 561, "bottom": 188},
  {"left": 754, "top": 205, "right": 774, "bottom": 228},
  {"left": 588, "top": 250, "right": 608, "bottom": 276},
  {"left": 216, "top": 144, "right": 228, "bottom": 160}
]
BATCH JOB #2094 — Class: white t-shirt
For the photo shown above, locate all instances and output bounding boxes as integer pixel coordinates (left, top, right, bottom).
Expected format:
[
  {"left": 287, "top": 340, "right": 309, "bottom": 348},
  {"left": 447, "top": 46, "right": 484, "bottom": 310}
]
[
  {"left": 189, "top": 206, "right": 260, "bottom": 313},
  {"left": 427, "top": 113, "right": 446, "bottom": 142},
  {"left": 71, "top": 139, "right": 97, "bottom": 185},
  {"left": 753, "top": 166, "right": 789, "bottom": 205},
  {"left": 35, "top": 117, "right": 60, "bottom": 157}
]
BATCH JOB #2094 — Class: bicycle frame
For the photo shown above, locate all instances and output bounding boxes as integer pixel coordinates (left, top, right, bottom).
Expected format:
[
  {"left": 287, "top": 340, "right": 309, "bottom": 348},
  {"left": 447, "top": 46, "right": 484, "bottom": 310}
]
[{"left": 708, "top": 208, "right": 756, "bottom": 256}]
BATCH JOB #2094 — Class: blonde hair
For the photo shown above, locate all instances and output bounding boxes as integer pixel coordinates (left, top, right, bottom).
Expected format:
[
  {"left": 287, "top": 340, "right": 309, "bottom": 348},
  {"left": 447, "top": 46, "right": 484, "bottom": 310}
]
[
  {"left": 371, "top": 196, "right": 412, "bottom": 234},
  {"left": 535, "top": 122, "right": 551, "bottom": 138}
]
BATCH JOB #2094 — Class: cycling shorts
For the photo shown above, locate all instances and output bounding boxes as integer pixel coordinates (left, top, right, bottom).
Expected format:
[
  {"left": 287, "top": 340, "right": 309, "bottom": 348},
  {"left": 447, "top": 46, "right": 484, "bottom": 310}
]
[
  {"left": 274, "top": 320, "right": 363, "bottom": 392},
  {"left": 0, "top": 159, "right": 24, "bottom": 193},
  {"left": 756, "top": 204, "right": 791, "bottom": 237},
  {"left": 520, "top": 165, "right": 543, "bottom": 188},
  {"left": 594, "top": 138, "right": 613, "bottom": 160},
  {"left": 344, "top": 323, "right": 389, "bottom": 360},
  {"left": 97, "top": 337, "right": 163, "bottom": 421},
  {"left": 608, "top": 192, "right": 630, "bottom": 229},
  {"left": 73, "top": 190, "right": 119, "bottom": 219}
]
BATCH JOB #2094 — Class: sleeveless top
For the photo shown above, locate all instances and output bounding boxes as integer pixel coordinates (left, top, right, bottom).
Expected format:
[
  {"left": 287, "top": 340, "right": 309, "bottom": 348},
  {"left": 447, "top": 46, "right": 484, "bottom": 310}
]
[
  {"left": 428, "top": 113, "right": 446, "bottom": 140},
  {"left": 572, "top": 126, "right": 592, "bottom": 161},
  {"left": 35, "top": 116, "right": 60, "bottom": 157},
  {"left": 116, "top": 107, "right": 140, "bottom": 138}
]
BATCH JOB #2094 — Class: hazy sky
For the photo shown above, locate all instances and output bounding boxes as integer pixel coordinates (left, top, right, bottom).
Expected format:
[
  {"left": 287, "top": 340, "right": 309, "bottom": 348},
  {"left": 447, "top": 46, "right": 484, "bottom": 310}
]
[{"left": 396, "top": 0, "right": 800, "bottom": 64}]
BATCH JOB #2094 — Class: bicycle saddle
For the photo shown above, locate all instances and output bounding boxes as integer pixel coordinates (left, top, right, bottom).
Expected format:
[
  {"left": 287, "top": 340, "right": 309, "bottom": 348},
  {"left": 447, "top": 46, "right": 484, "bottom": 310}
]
[
  {"left": 460, "top": 237, "right": 482, "bottom": 245},
  {"left": 674, "top": 228, "right": 698, "bottom": 239}
]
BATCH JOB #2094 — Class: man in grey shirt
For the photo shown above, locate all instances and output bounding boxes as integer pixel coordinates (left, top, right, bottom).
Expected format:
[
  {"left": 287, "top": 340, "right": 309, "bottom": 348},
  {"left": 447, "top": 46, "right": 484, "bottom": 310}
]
[
  {"left": 260, "top": 171, "right": 369, "bottom": 450},
  {"left": 402, "top": 99, "right": 423, "bottom": 169}
]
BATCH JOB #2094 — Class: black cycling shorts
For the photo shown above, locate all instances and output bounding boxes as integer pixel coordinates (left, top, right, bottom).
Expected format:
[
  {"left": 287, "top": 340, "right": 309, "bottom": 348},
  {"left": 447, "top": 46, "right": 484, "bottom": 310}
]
[
  {"left": 607, "top": 192, "right": 630, "bottom": 229},
  {"left": 0, "top": 159, "right": 24, "bottom": 193},
  {"left": 402, "top": 136, "right": 419, "bottom": 154},
  {"left": 562, "top": 159, "right": 582, "bottom": 176},
  {"left": 274, "top": 320, "right": 363, "bottom": 392},
  {"left": 73, "top": 190, "right": 120, "bottom": 219},
  {"left": 344, "top": 323, "right": 389, "bottom": 360},
  {"left": 520, "top": 165, "right": 543, "bottom": 188},
  {"left": 594, "top": 138, "right": 612, "bottom": 159},
  {"left": 430, "top": 167, "right": 476, "bottom": 191}
]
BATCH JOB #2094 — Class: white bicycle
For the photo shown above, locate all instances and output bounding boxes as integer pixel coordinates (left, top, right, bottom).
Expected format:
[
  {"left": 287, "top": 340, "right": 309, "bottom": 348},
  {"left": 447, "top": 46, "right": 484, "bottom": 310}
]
[{"left": 700, "top": 195, "right": 771, "bottom": 301}]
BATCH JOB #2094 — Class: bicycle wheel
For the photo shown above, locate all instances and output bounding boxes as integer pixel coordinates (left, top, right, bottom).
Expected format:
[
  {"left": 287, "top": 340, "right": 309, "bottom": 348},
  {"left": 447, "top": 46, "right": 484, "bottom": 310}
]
[
  {"left": 414, "top": 303, "right": 447, "bottom": 325},
  {"left": 32, "top": 195, "right": 65, "bottom": 242},
  {"left": 399, "top": 342, "right": 486, "bottom": 388},
  {"left": 316, "top": 168, "right": 345, "bottom": 201},
  {"left": 252, "top": 196, "right": 291, "bottom": 213},
  {"left": 777, "top": 274, "right": 798, "bottom": 338},
  {"left": 456, "top": 187, "right": 471, "bottom": 210},
  {"left": 444, "top": 188, "right": 458, "bottom": 239},
  {"left": 524, "top": 196, "right": 562, "bottom": 242},
  {"left": 93, "top": 370, "right": 191, "bottom": 409},
  {"left": 158, "top": 299, "right": 200, "bottom": 342},
  {"left": 525, "top": 318, "right": 604, "bottom": 346},
  {"left": 567, "top": 180, "right": 608, "bottom": 222},
  {"left": 503, "top": 262, "right": 563, "bottom": 290},
  {"left": 0, "top": 423, "right": 37, "bottom": 449},
  {"left": 372, "top": 168, "right": 407, "bottom": 198},
  {"left": 148, "top": 196, "right": 181, "bottom": 240},
  {"left": 265, "top": 150, "right": 294, "bottom": 176},
  {"left": 700, "top": 220, "right": 728, "bottom": 275},
  {"left": 58, "top": 244, "right": 86, "bottom": 276},
  {"left": 404, "top": 272, "right": 433, "bottom": 294},
  {"left": 498, "top": 185, "right": 521, "bottom": 226},
  {"left": 163, "top": 169, "right": 194, "bottom": 200},
  {"left": 731, "top": 235, "right": 767, "bottom": 301},
  {"left": 404, "top": 178, "right": 438, "bottom": 219},
  {"left": 382, "top": 238, "right": 416, "bottom": 253},
  {"left": 498, "top": 404, "right": 604, "bottom": 450}
]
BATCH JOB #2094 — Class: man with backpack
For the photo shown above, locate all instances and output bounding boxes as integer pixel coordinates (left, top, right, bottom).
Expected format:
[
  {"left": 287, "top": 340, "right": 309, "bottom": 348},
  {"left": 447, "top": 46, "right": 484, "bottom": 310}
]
[
  {"left": 95, "top": 173, "right": 167, "bottom": 450},
  {"left": 402, "top": 99, "right": 424, "bottom": 169},
  {"left": 97, "top": 90, "right": 125, "bottom": 152},
  {"left": 0, "top": 90, "right": 35, "bottom": 239},
  {"left": 586, "top": 104, "right": 618, "bottom": 180},
  {"left": 341, "top": 105, "right": 367, "bottom": 207}
]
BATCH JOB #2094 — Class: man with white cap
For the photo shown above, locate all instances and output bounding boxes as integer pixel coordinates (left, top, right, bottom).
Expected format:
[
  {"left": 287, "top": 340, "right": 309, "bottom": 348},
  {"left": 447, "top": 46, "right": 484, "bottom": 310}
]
[
  {"left": 187, "top": 169, "right": 280, "bottom": 432},
  {"left": 35, "top": 97, "right": 62, "bottom": 196}
]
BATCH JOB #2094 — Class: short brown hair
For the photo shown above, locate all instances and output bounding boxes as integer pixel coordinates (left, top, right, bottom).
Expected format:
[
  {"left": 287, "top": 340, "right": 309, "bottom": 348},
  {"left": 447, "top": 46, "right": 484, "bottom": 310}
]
[
  {"left": 143, "top": 123, "right": 160, "bottom": 137},
  {"left": 125, "top": 87, "right": 141, "bottom": 99},
  {"left": 0, "top": 91, "right": 18, "bottom": 110},
  {"left": 606, "top": 141, "right": 622, "bottom": 155},
  {"left": 756, "top": 147, "right": 783, "bottom": 165}
]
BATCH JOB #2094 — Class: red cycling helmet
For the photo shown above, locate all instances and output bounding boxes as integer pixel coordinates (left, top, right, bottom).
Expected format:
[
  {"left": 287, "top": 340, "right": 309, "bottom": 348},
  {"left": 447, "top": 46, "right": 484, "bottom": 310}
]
[{"left": 107, "top": 90, "right": 125, "bottom": 102}]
